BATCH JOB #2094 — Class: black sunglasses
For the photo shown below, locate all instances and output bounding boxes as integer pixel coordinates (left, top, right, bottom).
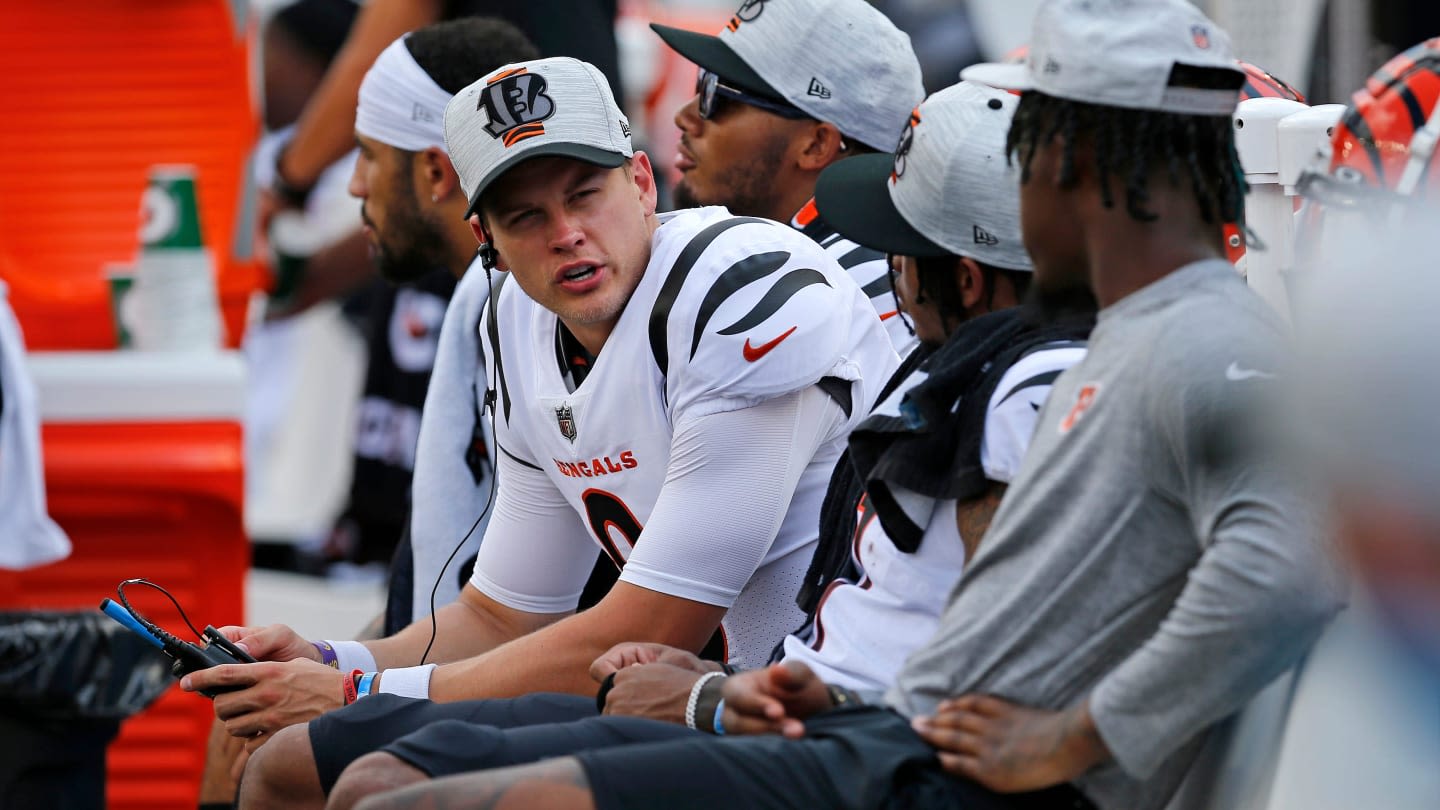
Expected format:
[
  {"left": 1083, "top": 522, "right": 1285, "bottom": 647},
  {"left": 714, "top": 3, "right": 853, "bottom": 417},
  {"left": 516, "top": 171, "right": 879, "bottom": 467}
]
[{"left": 696, "top": 69, "right": 812, "bottom": 121}]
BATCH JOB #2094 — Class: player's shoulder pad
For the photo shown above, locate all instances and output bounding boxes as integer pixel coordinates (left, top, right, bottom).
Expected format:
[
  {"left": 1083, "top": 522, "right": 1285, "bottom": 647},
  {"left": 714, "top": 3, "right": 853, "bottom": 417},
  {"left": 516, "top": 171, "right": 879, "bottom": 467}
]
[
  {"left": 982, "top": 343, "right": 1087, "bottom": 482},
  {"left": 647, "top": 211, "right": 870, "bottom": 414},
  {"left": 987, "top": 342, "right": 1088, "bottom": 417}
]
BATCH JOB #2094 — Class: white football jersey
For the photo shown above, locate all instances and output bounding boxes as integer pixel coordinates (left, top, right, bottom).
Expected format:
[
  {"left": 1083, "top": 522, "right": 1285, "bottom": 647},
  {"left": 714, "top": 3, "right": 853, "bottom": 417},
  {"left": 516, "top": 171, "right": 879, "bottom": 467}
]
[
  {"left": 792, "top": 199, "right": 918, "bottom": 356},
  {"left": 782, "top": 343, "right": 1086, "bottom": 689},
  {"left": 469, "top": 207, "right": 899, "bottom": 669}
]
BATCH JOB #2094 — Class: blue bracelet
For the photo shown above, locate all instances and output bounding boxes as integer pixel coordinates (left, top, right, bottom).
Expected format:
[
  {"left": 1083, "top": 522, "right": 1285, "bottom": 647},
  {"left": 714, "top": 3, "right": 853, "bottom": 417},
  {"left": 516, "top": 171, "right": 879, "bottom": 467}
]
[
  {"left": 713, "top": 698, "right": 726, "bottom": 736},
  {"left": 357, "top": 671, "right": 378, "bottom": 699}
]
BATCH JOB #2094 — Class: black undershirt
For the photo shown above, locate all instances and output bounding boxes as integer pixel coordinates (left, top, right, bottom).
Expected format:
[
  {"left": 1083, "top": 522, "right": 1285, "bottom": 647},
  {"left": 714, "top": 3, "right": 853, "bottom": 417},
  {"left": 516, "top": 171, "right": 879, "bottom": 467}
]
[{"left": 556, "top": 322, "right": 596, "bottom": 392}]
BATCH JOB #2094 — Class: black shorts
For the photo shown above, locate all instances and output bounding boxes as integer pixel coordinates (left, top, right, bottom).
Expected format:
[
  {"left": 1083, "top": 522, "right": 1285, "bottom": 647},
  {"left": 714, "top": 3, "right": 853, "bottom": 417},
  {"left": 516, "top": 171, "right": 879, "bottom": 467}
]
[
  {"left": 574, "top": 706, "right": 1097, "bottom": 810},
  {"left": 381, "top": 710, "right": 697, "bottom": 785},
  {"left": 309, "top": 692, "right": 596, "bottom": 792}
]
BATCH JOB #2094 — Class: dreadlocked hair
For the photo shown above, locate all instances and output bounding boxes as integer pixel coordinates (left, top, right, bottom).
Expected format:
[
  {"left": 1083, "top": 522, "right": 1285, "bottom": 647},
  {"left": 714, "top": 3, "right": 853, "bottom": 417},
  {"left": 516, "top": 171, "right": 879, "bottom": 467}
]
[
  {"left": 912, "top": 255, "right": 1032, "bottom": 319},
  {"left": 1005, "top": 92, "right": 1248, "bottom": 225}
]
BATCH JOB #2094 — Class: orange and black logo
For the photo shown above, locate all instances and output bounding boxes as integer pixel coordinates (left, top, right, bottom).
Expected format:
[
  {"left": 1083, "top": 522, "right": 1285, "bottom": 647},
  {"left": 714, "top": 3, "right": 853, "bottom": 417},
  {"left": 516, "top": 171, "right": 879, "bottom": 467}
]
[
  {"left": 480, "top": 67, "right": 555, "bottom": 147},
  {"left": 892, "top": 107, "right": 921, "bottom": 181},
  {"left": 726, "top": 0, "right": 768, "bottom": 31},
  {"left": 1059, "top": 384, "right": 1100, "bottom": 435}
]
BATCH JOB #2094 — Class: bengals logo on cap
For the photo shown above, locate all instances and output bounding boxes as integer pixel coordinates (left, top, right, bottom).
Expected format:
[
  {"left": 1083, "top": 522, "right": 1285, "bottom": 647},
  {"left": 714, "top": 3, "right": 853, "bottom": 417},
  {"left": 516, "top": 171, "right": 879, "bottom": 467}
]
[
  {"left": 891, "top": 107, "right": 921, "bottom": 182},
  {"left": 726, "top": 0, "right": 769, "bottom": 31},
  {"left": 479, "top": 67, "right": 555, "bottom": 147}
]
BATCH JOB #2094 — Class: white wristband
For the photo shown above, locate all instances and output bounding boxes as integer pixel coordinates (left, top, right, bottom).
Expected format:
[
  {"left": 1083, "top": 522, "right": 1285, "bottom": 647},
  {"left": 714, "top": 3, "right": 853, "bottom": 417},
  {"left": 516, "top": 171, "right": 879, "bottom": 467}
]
[
  {"left": 325, "top": 639, "right": 377, "bottom": 673},
  {"left": 685, "top": 671, "right": 727, "bottom": 730},
  {"left": 377, "top": 664, "right": 437, "bottom": 700}
]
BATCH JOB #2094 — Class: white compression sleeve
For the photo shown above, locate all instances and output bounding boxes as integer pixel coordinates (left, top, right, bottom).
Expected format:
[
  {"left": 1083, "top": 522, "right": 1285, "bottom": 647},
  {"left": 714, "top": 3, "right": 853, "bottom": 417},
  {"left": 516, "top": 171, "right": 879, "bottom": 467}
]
[
  {"left": 466, "top": 443, "right": 599, "bottom": 614},
  {"left": 619, "top": 385, "right": 848, "bottom": 607}
]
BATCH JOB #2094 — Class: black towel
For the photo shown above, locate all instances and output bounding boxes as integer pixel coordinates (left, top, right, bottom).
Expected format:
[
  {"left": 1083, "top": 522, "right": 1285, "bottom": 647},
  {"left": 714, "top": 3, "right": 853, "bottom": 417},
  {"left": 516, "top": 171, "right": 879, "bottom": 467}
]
[{"left": 796, "top": 309, "right": 1092, "bottom": 616}]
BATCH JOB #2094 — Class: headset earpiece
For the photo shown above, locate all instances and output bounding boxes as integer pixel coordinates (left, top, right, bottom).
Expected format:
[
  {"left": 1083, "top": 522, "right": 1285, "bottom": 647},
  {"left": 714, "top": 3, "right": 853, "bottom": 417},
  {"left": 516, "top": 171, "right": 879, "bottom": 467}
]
[{"left": 478, "top": 242, "right": 498, "bottom": 270}]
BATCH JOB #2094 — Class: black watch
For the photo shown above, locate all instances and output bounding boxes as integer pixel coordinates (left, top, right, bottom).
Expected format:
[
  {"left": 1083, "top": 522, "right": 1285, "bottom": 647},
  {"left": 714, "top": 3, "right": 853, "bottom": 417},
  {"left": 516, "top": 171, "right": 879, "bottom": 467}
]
[
  {"left": 595, "top": 671, "right": 618, "bottom": 713},
  {"left": 271, "top": 148, "right": 315, "bottom": 208}
]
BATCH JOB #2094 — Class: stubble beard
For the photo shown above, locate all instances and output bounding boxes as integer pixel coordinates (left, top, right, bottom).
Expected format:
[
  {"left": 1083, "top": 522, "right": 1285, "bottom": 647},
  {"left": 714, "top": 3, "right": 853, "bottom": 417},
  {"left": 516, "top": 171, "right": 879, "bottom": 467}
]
[
  {"left": 371, "top": 168, "right": 453, "bottom": 284},
  {"left": 670, "top": 135, "right": 791, "bottom": 219}
]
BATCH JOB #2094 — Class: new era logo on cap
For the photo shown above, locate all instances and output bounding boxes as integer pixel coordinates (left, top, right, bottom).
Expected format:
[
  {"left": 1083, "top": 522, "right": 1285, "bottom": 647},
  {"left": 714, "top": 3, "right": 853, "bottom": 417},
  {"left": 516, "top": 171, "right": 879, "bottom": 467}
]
[
  {"left": 973, "top": 225, "right": 999, "bottom": 246},
  {"left": 891, "top": 107, "right": 921, "bottom": 181},
  {"left": 807, "top": 78, "right": 832, "bottom": 99},
  {"left": 479, "top": 68, "right": 556, "bottom": 147}
]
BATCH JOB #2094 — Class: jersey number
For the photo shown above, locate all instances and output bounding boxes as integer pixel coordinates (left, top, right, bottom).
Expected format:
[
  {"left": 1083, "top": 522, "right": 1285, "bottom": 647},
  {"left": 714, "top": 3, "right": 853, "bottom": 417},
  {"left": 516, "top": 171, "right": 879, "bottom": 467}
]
[
  {"left": 581, "top": 488, "right": 643, "bottom": 569},
  {"left": 580, "top": 488, "right": 727, "bottom": 662}
]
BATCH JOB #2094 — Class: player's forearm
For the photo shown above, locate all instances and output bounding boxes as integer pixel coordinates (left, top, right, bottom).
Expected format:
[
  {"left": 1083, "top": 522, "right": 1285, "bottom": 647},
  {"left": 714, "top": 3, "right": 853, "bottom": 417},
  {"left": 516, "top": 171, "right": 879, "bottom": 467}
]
[
  {"left": 423, "top": 614, "right": 620, "bottom": 701},
  {"left": 280, "top": 0, "right": 441, "bottom": 186},
  {"left": 1087, "top": 506, "right": 1339, "bottom": 778},
  {"left": 421, "top": 582, "right": 728, "bottom": 701},
  {"left": 282, "top": 229, "right": 373, "bottom": 315},
  {"left": 363, "top": 592, "right": 539, "bottom": 671}
]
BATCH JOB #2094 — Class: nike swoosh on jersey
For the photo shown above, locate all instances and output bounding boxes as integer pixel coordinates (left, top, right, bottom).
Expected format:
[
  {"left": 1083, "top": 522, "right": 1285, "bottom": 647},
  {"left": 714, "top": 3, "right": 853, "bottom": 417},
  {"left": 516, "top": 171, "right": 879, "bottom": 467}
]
[
  {"left": 742, "top": 326, "right": 798, "bottom": 362},
  {"left": 1225, "top": 362, "right": 1276, "bottom": 381}
]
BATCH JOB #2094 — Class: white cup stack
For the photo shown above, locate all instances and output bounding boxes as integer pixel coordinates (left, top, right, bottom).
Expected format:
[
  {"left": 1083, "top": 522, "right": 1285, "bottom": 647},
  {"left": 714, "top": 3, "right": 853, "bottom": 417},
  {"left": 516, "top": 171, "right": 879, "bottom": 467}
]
[{"left": 122, "top": 164, "right": 225, "bottom": 351}]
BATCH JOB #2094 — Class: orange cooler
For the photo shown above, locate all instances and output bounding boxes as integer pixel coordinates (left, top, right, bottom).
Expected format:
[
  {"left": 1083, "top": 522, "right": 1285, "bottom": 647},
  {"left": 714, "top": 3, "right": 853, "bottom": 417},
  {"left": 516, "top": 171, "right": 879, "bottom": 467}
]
[{"left": 0, "top": 351, "right": 248, "bottom": 809}]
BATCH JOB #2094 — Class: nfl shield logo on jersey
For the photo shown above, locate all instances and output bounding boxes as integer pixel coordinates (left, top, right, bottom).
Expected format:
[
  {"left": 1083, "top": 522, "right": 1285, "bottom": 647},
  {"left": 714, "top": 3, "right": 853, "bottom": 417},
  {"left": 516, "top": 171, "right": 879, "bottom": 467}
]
[{"left": 555, "top": 403, "right": 578, "bottom": 443}]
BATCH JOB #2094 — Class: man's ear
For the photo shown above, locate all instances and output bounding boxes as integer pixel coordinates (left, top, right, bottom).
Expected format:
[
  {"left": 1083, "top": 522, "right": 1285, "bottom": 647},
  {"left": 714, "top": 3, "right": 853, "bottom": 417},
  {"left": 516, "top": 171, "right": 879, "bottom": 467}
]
[
  {"left": 628, "top": 152, "right": 659, "bottom": 216},
  {"left": 418, "top": 146, "right": 462, "bottom": 203},
  {"left": 796, "top": 122, "right": 849, "bottom": 171},
  {"left": 957, "top": 256, "right": 987, "bottom": 312},
  {"left": 468, "top": 215, "right": 505, "bottom": 270}
]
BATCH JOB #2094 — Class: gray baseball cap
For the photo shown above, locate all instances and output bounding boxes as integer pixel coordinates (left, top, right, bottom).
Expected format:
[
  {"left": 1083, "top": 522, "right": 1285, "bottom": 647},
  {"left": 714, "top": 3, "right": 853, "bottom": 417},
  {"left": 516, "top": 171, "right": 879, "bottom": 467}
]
[
  {"left": 814, "top": 82, "right": 1031, "bottom": 272},
  {"left": 444, "top": 57, "right": 634, "bottom": 219},
  {"left": 961, "top": 0, "right": 1243, "bottom": 116},
  {"left": 651, "top": 0, "right": 925, "bottom": 151}
]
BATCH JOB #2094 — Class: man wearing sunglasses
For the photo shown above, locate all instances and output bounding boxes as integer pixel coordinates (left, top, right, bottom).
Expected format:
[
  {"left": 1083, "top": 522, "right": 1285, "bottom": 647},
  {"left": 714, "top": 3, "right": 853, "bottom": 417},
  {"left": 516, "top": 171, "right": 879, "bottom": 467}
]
[{"left": 652, "top": 0, "right": 924, "bottom": 352}]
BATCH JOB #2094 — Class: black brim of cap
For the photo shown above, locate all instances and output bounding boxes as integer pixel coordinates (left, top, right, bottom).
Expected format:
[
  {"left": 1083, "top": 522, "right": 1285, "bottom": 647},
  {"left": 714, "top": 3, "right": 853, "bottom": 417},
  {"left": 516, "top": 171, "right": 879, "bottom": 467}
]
[
  {"left": 463, "top": 144, "right": 627, "bottom": 220},
  {"left": 814, "top": 154, "right": 949, "bottom": 258},
  {"left": 649, "top": 23, "right": 785, "bottom": 101}
]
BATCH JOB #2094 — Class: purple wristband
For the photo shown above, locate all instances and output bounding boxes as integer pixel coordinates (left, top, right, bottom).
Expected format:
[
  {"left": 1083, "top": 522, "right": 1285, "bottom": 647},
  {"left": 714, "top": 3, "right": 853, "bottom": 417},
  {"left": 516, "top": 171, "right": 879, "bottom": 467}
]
[{"left": 313, "top": 640, "right": 339, "bottom": 669}]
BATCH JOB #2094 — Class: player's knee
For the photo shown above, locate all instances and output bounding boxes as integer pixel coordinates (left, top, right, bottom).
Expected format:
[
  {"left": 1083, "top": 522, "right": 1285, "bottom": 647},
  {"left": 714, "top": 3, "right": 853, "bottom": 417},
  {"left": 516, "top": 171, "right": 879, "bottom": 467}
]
[
  {"left": 237, "top": 723, "right": 322, "bottom": 810},
  {"left": 326, "top": 752, "right": 428, "bottom": 810}
]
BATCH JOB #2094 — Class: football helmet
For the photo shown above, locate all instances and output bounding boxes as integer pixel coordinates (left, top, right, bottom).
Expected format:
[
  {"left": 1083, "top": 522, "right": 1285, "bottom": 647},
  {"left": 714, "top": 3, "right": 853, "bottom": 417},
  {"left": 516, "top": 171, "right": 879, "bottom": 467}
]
[
  {"left": 1302, "top": 37, "right": 1440, "bottom": 205},
  {"left": 1296, "top": 39, "right": 1440, "bottom": 275},
  {"left": 1238, "top": 61, "right": 1306, "bottom": 104}
]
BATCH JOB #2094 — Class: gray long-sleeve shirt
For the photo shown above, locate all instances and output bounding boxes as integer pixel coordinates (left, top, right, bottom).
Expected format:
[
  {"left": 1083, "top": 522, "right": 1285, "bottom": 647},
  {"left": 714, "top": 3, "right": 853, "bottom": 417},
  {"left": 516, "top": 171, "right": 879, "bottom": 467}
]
[{"left": 887, "top": 261, "right": 1341, "bottom": 810}]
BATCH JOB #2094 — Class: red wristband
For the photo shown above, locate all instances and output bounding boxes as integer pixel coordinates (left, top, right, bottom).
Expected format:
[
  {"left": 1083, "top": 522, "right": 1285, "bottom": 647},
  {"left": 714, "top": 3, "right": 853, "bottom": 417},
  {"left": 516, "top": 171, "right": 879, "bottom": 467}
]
[{"left": 342, "top": 669, "right": 363, "bottom": 706}]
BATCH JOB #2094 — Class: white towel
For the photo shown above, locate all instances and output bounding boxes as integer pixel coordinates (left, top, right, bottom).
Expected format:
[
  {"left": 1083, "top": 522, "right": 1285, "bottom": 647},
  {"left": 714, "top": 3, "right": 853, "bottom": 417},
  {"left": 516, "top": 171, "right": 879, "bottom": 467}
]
[
  {"left": 408, "top": 256, "right": 494, "bottom": 619},
  {"left": 0, "top": 281, "right": 71, "bottom": 569}
]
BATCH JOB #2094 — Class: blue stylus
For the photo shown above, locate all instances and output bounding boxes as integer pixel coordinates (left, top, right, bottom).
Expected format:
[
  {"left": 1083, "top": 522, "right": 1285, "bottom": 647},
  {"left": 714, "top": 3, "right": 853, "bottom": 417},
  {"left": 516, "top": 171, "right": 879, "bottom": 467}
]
[{"left": 99, "top": 598, "right": 165, "bottom": 650}]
